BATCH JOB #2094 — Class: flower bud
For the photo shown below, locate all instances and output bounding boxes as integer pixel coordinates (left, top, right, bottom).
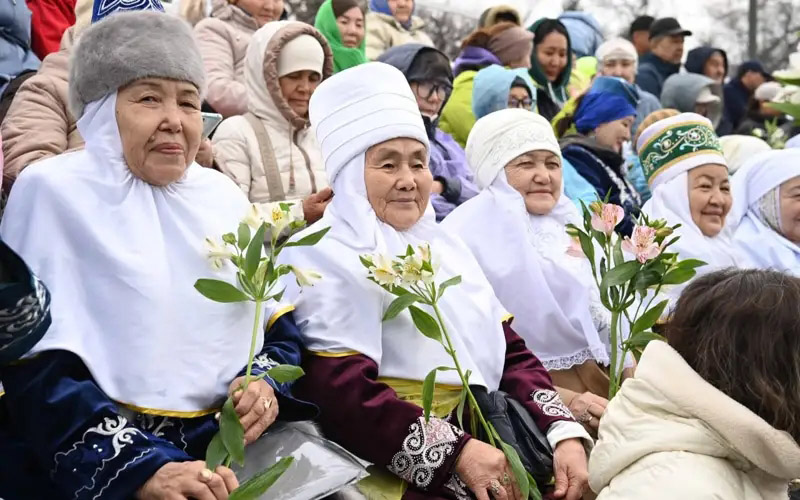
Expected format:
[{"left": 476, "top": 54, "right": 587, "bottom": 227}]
[
  {"left": 565, "top": 226, "right": 581, "bottom": 237},
  {"left": 655, "top": 227, "right": 673, "bottom": 239},
  {"left": 222, "top": 233, "right": 236, "bottom": 245},
  {"left": 589, "top": 201, "right": 603, "bottom": 215}
]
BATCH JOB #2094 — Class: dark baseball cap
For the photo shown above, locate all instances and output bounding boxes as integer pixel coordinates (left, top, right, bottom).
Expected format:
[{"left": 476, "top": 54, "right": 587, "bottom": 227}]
[
  {"left": 649, "top": 17, "right": 692, "bottom": 39},
  {"left": 629, "top": 15, "right": 654, "bottom": 36},
  {"left": 738, "top": 60, "right": 772, "bottom": 80}
]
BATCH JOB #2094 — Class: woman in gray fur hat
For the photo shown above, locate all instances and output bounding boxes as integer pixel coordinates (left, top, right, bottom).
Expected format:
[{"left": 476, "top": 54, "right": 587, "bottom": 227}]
[{"left": 0, "top": 11, "right": 317, "bottom": 499}]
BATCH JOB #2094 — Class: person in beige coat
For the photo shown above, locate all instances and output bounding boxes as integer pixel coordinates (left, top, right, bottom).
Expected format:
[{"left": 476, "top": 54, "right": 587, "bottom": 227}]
[
  {"left": 590, "top": 269, "right": 800, "bottom": 499},
  {"left": 365, "top": 0, "right": 433, "bottom": 60},
  {"left": 194, "top": 0, "right": 283, "bottom": 118},
  {"left": 213, "top": 21, "right": 334, "bottom": 224}
]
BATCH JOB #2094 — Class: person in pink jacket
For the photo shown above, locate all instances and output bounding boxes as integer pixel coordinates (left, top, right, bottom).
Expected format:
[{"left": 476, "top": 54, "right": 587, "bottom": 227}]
[{"left": 194, "top": 0, "right": 283, "bottom": 118}]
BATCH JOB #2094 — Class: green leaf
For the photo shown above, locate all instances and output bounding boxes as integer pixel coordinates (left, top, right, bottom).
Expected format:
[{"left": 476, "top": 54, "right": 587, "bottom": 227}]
[
  {"left": 437, "top": 275, "right": 462, "bottom": 300},
  {"left": 282, "top": 226, "right": 331, "bottom": 248},
  {"left": 383, "top": 293, "right": 419, "bottom": 321},
  {"left": 632, "top": 269, "right": 661, "bottom": 293},
  {"left": 631, "top": 299, "right": 669, "bottom": 335},
  {"left": 592, "top": 229, "right": 607, "bottom": 249},
  {"left": 266, "top": 364, "right": 305, "bottom": 384},
  {"left": 526, "top": 472, "right": 543, "bottom": 500},
  {"left": 409, "top": 305, "right": 442, "bottom": 343},
  {"left": 245, "top": 224, "right": 267, "bottom": 280},
  {"left": 499, "top": 439, "right": 530, "bottom": 500},
  {"left": 359, "top": 255, "right": 374, "bottom": 269},
  {"left": 237, "top": 223, "right": 251, "bottom": 251},
  {"left": 662, "top": 267, "right": 697, "bottom": 285},
  {"left": 229, "top": 456, "right": 294, "bottom": 500},
  {"left": 767, "top": 101, "right": 800, "bottom": 118},
  {"left": 676, "top": 258, "right": 707, "bottom": 270},
  {"left": 456, "top": 386, "right": 467, "bottom": 430},
  {"left": 576, "top": 231, "right": 595, "bottom": 270},
  {"left": 421, "top": 367, "right": 438, "bottom": 422},
  {"left": 205, "top": 432, "right": 228, "bottom": 471},
  {"left": 220, "top": 397, "right": 245, "bottom": 466},
  {"left": 625, "top": 330, "right": 666, "bottom": 350},
  {"left": 601, "top": 261, "right": 640, "bottom": 290},
  {"left": 612, "top": 236, "right": 624, "bottom": 268},
  {"left": 195, "top": 279, "right": 251, "bottom": 303}
]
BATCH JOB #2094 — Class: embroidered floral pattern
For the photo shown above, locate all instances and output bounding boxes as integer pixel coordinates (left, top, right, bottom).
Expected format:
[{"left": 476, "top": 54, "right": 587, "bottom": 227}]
[
  {"left": 531, "top": 389, "right": 574, "bottom": 419},
  {"left": 53, "top": 415, "right": 149, "bottom": 499},
  {"left": 252, "top": 353, "right": 280, "bottom": 371},
  {"left": 0, "top": 275, "right": 50, "bottom": 345},
  {"left": 389, "top": 416, "right": 463, "bottom": 489},
  {"left": 640, "top": 123, "right": 723, "bottom": 183},
  {"left": 444, "top": 473, "right": 471, "bottom": 500},
  {"left": 466, "top": 123, "right": 560, "bottom": 185}
]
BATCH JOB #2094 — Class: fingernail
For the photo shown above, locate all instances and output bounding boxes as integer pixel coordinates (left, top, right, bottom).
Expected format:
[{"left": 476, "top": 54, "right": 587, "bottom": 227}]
[
  {"left": 201, "top": 469, "right": 213, "bottom": 481},
  {"left": 214, "top": 412, "right": 220, "bottom": 421}
]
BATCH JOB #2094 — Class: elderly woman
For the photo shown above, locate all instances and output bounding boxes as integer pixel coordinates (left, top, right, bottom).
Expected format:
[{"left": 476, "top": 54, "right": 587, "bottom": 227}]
[
  {"left": 195, "top": 0, "right": 284, "bottom": 117},
  {"left": 559, "top": 90, "right": 641, "bottom": 235},
  {"left": 213, "top": 21, "right": 334, "bottom": 224},
  {"left": 730, "top": 149, "right": 800, "bottom": 274},
  {"left": 282, "top": 62, "right": 590, "bottom": 500},
  {"left": 314, "top": 0, "right": 367, "bottom": 73},
  {"left": 590, "top": 269, "right": 800, "bottom": 498},
  {"left": 0, "top": 13, "right": 314, "bottom": 499},
  {"left": 365, "top": 0, "right": 433, "bottom": 60},
  {"left": 637, "top": 113, "right": 741, "bottom": 299},
  {"left": 444, "top": 109, "right": 619, "bottom": 437},
  {"left": 378, "top": 44, "right": 478, "bottom": 221}
]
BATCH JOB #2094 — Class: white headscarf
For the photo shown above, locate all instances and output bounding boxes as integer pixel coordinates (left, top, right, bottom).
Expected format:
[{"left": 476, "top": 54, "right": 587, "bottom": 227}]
[
  {"left": 280, "top": 63, "right": 508, "bottom": 390},
  {"left": 719, "top": 135, "right": 771, "bottom": 174},
  {"left": 444, "top": 109, "right": 611, "bottom": 371},
  {"left": 0, "top": 93, "right": 276, "bottom": 416},
  {"left": 730, "top": 149, "right": 800, "bottom": 274}
]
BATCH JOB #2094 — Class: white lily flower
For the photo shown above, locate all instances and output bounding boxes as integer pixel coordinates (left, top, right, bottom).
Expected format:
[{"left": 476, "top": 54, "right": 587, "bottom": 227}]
[
  {"left": 369, "top": 253, "right": 399, "bottom": 287},
  {"left": 416, "top": 243, "right": 431, "bottom": 264},
  {"left": 242, "top": 204, "right": 265, "bottom": 230},
  {"left": 399, "top": 254, "right": 424, "bottom": 286},
  {"left": 205, "top": 237, "right": 233, "bottom": 270},
  {"left": 269, "top": 205, "right": 293, "bottom": 235},
  {"left": 291, "top": 266, "right": 322, "bottom": 287}
]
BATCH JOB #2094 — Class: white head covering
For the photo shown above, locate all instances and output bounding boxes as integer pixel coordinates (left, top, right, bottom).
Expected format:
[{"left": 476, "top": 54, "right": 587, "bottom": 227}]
[
  {"left": 730, "top": 149, "right": 800, "bottom": 274},
  {"left": 0, "top": 93, "right": 276, "bottom": 415},
  {"left": 444, "top": 109, "right": 611, "bottom": 371},
  {"left": 281, "top": 63, "right": 508, "bottom": 390},
  {"left": 719, "top": 135, "right": 771, "bottom": 174},
  {"left": 277, "top": 34, "right": 325, "bottom": 77},
  {"left": 595, "top": 38, "right": 638, "bottom": 70},
  {"left": 638, "top": 113, "right": 740, "bottom": 297}
]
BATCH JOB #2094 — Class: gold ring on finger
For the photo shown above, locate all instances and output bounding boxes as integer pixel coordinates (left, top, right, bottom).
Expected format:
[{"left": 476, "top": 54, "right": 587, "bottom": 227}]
[
  {"left": 502, "top": 472, "right": 511, "bottom": 485},
  {"left": 489, "top": 479, "right": 502, "bottom": 495},
  {"left": 262, "top": 397, "right": 273, "bottom": 411}
]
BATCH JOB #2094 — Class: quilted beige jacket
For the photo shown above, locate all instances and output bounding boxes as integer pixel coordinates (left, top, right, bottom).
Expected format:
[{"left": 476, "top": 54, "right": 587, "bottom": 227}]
[
  {"left": 194, "top": 0, "right": 259, "bottom": 117},
  {"left": 213, "top": 22, "right": 333, "bottom": 216},
  {"left": 2, "top": 29, "right": 81, "bottom": 188},
  {"left": 365, "top": 12, "right": 433, "bottom": 61}
]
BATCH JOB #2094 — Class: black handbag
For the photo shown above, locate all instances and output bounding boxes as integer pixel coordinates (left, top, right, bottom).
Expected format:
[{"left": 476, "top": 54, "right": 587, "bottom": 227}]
[{"left": 472, "top": 388, "right": 554, "bottom": 491}]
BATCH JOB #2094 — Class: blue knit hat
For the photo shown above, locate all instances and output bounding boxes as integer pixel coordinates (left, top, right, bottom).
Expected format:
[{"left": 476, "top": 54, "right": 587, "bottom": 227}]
[{"left": 92, "top": 0, "right": 164, "bottom": 23}]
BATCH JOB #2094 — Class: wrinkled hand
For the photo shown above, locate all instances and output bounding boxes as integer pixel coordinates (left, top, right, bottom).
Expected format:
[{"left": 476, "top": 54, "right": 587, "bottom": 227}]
[
  {"left": 552, "top": 439, "right": 588, "bottom": 500},
  {"left": 302, "top": 187, "right": 333, "bottom": 224},
  {"left": 432, "top": 180, "right": 444, "bottom": 194},
  {"left": 567, "top": 392, "right": 607, "bottom": 434},
  {"left": 136, "top": 461, "right": 238, "bottom": 500},
  {"left": 455, "top": 439, "right": 520, "bottom": 500},
  {"left": 195, "top": 139, "right": 214, "bottom": 168},
  {"left": 228, "top": 377, "right": 279, "bottom": 445}
]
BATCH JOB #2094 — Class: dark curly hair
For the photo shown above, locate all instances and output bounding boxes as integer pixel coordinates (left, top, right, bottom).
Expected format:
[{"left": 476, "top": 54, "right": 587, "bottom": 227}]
[{"left": 663, "top": 268, "right": 800, "bottom": 442}]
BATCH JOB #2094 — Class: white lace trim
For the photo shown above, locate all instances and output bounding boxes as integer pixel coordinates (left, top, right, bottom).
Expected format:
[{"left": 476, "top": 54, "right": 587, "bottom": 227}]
[
  {"left": 541, "top": 346, "right": 610, "bottom": 371},
  {"left": 531, "top": 389, "right": 574, "bottom": 419},
  {"left": 388, "top": 416, "right": 463, "bottom": 489}
]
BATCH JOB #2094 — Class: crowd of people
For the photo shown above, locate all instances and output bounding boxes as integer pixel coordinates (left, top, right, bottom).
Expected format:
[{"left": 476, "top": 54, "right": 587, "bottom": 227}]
[{"left": 0, "top": 0, "right": 799, "bottom": 499}]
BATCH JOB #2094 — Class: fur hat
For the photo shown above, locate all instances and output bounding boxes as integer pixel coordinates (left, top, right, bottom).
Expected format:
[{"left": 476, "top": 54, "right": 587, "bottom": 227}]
[{"left": 68, "top": 11, "right": 206, "bottom": 119}]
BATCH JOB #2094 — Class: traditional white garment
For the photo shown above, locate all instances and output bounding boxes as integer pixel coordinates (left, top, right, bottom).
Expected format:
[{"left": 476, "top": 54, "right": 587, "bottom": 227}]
[
  {"left": 719, "top": 135, "right": 771, "bottom": 174},
  {"left": 281, "top": 63, "right": 508, "bottom": 390},
  {"left": 443, "top": 109, "right": 610, "bottom": 372},
  {"left": 0, "top": 92, "right": 278, "bottom": 415},
  {"left": 730, "top": 149, "right": 800, "bottom": 275}
]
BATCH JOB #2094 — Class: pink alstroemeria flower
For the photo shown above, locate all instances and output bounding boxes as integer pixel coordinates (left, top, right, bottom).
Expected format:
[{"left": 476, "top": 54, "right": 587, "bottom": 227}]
[
  {"left": 590, "top": 203, "right": 625, "bottom": 236},
  {"left": 566, "top": 237, "right": 585, "bottom": 258},
  {"left": 622, "top": 226, "right": 662, "bottom": 264}
]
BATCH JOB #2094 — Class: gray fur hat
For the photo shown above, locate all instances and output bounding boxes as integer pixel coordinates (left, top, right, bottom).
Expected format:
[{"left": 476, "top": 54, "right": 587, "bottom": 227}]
[{"left": 68, "top": 11, "right": 206, "bottom": 119}]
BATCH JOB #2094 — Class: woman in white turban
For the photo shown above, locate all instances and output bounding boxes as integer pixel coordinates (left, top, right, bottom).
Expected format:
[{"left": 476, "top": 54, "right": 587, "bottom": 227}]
[
  {"left": 444, "top": 109, "right": 616, "bottom": 438},
  {"left": 730, "top": 149, "right": 800, "bottom": 274},
  {"left": 282, "top": 62, "right": 590, "bottom": 500}
]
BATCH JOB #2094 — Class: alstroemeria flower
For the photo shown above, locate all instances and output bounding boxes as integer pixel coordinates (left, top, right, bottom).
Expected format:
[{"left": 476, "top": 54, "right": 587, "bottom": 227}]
[
  {"left": 399, "top": 254, "right": 424, "bottom": 286},
  {"left": 566, "top": 237, "right": 585, "bottom": 258},
  {"left": 242, "top": 204, "right": 265, "bottom": 230},
  {"left": 590, "top": 203, "right": 625, "bottom": 236},
  {"left": 205, "top": 237, "right": 233, "bottom": 270},
  {"left": 369, "top": 253, "right": 399, "bottom": 287},
  {"left": 622, "top": 226, "right": 661, "bottom": 264},
  {"left": 269, "top": 204, "right": 297, "bottom": 236},
  {"left": 290, "top": 266, "right": 322, "bottom": 287}
]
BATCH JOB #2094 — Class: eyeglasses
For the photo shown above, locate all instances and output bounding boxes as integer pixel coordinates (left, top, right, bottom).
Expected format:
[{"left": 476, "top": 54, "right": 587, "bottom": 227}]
[
  {"left": 413, "top": 81, "right": 452, "bottom": 101},
  {"left": 508, "top": 97, "right": 533, "bottom": 110}
]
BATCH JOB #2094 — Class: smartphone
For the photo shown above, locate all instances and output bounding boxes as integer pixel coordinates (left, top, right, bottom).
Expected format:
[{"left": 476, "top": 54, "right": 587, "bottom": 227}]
[{"left": 202, "top": 112, "right": 223, "bottom": 140}]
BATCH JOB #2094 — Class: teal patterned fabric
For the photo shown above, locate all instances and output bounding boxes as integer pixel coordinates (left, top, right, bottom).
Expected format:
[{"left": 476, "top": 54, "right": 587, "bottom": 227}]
[{"left": 639, "top": 122, "right": 722, "bottom": 184}]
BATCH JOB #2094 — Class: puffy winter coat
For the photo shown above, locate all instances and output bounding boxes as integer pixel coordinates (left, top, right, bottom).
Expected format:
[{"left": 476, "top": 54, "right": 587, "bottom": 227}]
[
  {"left": 194, "top": 0, "right": 259, "bottom": 117},
  {"left": 1, "top": 28, "right": 79, "bottom": 188},
  {"left": 591, "top": 341, "right": 800, "bottom": 499},
  {"left": 212, "top": 22, "right": 332, "bottom": 217},
  {"left": 364, "top": 12, "right": 432, "bottom": 61},
  {"left": 0, "top": 0, "right": 39, "bottom": 93},
  {"left": 660, "top": 73, "right": 723, "bottom": 129}
]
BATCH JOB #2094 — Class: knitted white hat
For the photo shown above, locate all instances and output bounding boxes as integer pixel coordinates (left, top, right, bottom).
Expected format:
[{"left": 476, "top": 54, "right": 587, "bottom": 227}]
[{"left": 277, "top": 34, "right": 326, "bottom": 77}]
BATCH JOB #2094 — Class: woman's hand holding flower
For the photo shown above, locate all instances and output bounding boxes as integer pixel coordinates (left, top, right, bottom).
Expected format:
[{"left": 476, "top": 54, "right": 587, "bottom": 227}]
[
  {"left": 455, "top": 439, "right": 521, "bottom": 500},
  {"left": 228, "top": 377, "right": 279, "bottom": 445},
  {"left": 137, "top": 461, "right": 238, "bottom": 500},
  {"left": 552, "top": 438, "right": 589, "bottom": 500}
]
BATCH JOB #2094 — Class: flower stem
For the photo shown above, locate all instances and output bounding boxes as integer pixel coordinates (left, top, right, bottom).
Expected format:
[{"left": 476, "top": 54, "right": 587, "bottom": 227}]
[
  {"left": 608, "top": 310, "right": 620, "bottom": 399},
  {"left": 244, "top": 298, "right": 263, "bottom": 388},
  {"left": 431, "top": 302, "right": 495, "bottom": 447}
]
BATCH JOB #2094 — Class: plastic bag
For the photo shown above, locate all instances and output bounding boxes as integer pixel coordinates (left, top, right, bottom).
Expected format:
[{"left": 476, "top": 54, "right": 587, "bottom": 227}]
[{"left": 233, "top": 421, "right": 369, "bottom": 500}]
